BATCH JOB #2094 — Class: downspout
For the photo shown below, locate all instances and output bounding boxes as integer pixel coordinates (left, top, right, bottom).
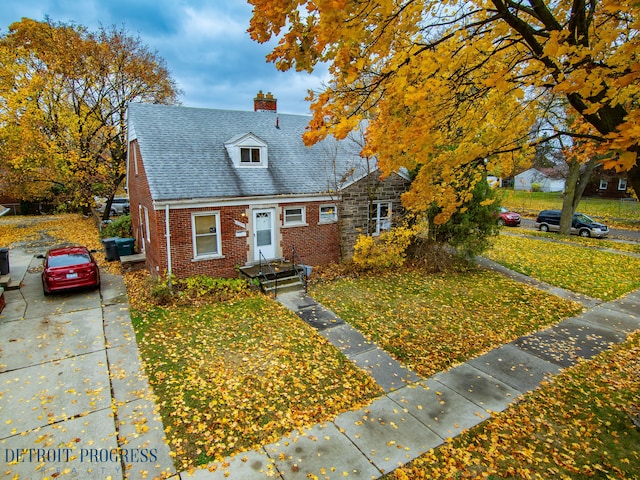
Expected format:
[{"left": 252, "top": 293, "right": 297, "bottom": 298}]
[{"left": 165, "top": 204, "right": 172, "bottom": 290}]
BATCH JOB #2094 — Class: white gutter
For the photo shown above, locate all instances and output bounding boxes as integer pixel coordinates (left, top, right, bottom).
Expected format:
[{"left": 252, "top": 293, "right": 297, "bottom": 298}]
[
  {"left": 153, "top": 193, "right": 340, "bottom": 210},
  {"left": 165, "top": 204, "right": 172, "bottom": 289}
]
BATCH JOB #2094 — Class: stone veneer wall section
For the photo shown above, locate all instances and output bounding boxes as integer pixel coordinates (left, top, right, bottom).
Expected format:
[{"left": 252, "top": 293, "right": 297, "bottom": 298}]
[{"left": 338, "top": 171, "right": 410, "bottom": 261}]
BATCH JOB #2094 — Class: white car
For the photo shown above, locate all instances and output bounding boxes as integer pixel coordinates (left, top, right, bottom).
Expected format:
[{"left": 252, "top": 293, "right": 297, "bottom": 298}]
[{"left": 96, "top": 197, "right": 130, "bottom": 216}]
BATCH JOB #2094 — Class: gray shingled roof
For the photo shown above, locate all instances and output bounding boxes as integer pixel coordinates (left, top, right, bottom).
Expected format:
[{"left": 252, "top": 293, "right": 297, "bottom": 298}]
[{"left": 127, "top": 103, "right": 374, "bottom": 202}]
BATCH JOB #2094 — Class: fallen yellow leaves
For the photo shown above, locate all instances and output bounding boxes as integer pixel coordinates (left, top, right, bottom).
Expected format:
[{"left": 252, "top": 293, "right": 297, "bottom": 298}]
[
  {"left": 0, "top": 213, "right": 121, "bottom": 274},
  {"left": 130, "top": 296, "right": 382, "bottom": 471},
  {"left": 311, "top": 268, "right": 585, "bottom": 377},
  {"left": 390, "top": 331, "right": 640, "bottom": 479},
  {"left": 486, "top": 235, "right": 640, "bottom": 301}
]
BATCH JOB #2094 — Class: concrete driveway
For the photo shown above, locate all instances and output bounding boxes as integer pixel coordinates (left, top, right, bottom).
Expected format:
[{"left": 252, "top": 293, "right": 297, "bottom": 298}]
[{"left": 0, "top": 244, "right": 177, "bottom": 479}]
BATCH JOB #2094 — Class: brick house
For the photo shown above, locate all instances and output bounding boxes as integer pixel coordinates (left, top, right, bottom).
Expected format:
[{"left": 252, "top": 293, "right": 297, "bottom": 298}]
[
  {"left": 126, "top": 94, "right": 410, "bottom": 279},
  {"left": 584, "top": 165, "right": 630, "bottom": 198}
]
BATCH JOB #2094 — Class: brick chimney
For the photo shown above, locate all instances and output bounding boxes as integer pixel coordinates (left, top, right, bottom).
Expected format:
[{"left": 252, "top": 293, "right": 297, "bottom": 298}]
[{"left": 254, "top": 90, "right": 277, "bottom": 112}]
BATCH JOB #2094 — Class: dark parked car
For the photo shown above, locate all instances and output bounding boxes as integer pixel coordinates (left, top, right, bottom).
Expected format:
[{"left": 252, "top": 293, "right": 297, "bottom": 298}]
[
  {"left": 40, "top": 246, "right": 101, "bottom": 295},
  {"left": 498, "top": 207, "right": 521, "bottom": 227},
  {"left": 535, "top": 209, "right": 609, "bottom": 238}
]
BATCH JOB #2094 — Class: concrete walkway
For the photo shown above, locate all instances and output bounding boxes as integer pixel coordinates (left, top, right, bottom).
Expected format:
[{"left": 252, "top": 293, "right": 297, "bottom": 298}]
[
  {"left": 0, "top": 244, "right": 176, "bottom": 480},
  {"left": 186, "top": 282, "right": 640, "bottom": 479}
]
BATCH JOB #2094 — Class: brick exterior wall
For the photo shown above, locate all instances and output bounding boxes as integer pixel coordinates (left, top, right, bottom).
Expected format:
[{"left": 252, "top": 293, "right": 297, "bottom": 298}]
[
  {"left": 280, "top": 203, "right": 340, "bottom": 267},
  {"left": 129, "top": 138, "right": 341, "bottom": 278},
  {"left": 129, "top": 140, "right": 407, "bottom": 278},
  {"left": 338, "top": 171, "right": 411, "bottom": 260},
  {"left": 128, "top": 139, "right": 163, "bottom": 274}
]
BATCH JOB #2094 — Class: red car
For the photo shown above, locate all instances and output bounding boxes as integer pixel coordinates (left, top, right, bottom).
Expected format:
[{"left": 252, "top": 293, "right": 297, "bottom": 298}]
[
  {"left": 498, "top": 207, "right": 521, "bottom": 227},
  {"left": 40, "top": 246, "right": 101, "bottom": 295}
]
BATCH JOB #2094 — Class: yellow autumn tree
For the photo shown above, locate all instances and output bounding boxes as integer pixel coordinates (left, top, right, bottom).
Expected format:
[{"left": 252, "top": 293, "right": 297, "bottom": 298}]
[
  {"left": 0, "top": 18, "right": 180, "bottom": 214},
  {"left": 248, "top": 0, "right": 640, "bottom": 223}
]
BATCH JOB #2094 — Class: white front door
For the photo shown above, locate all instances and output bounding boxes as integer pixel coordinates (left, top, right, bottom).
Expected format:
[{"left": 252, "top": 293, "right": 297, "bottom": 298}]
[{"left": 253, "top": 208, "right": 276, "bottom": 261}]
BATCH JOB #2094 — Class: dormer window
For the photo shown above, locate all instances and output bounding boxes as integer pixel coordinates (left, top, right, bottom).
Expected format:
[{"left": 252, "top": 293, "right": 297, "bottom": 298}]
[
  {"left": 225, "top": 133, "right": 268, "bottom": 168},
  {"left": 241, "top": 147, "right": 261, "bottom": 164}
]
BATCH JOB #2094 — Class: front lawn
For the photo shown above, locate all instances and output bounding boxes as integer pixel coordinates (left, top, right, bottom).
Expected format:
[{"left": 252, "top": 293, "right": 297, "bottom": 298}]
[
  {"left": 130, "top": 295, "right": 382, "bottom": 471},
  {"left": 388, "top": 330, "right": 640, "bottom": 479},
  {"left": 310, "top": 269, "right": 585, "bottom": 378},
  {"left": 486, "top": 235, "right": 640, "bottom": 301}
]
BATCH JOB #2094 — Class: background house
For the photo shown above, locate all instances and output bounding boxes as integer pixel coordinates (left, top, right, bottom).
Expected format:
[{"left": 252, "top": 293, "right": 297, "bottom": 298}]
[
  {"left": 514, "top": 167, "right": 566, "bottom": 192},
  {"left": 126, "top": 95, "right": 409, "bottom": 279},
  {"left": 583, "top": 165, "right": 630, "bottom": 198}
]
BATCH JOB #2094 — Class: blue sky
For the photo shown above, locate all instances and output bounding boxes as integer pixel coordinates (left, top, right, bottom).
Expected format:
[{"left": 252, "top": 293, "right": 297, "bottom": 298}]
[{"left": 0, "top": 0, "right": 327, "bottom": 115}]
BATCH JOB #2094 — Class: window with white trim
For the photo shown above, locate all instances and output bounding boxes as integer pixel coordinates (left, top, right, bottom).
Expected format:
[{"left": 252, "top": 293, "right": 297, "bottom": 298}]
[
  {"left": 319, "top": 204, "right": 337, "bottom": 223},
  {"left": 224, "top": 133, "right": 268, "bottom": 168},
  {"left": 284, "top": 206, "right": 306, "bottom": 226},
  {"left": 373, "top": 202, "right": 392, "bottom": 235},
  {"left": 599, "top": 179, "right": 608, "bottom": 190},
  {"left": 192, "top": 212, "right": 221, "bottom": 258},
  {"left": 618, "top": 178, "right": 628, "bottom": 191},
  {"left": 241, "top": 147, "right": 261, "bottom": 164},
  {"left": 130, "top": 141, "right": 138, "bottom": 175},
  {"left": 143, "top": 206, "right": 150, "bottom": 242}
]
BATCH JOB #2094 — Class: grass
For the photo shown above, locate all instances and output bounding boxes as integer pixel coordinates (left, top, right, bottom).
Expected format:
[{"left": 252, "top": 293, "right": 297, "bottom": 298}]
[
  {"left": 499, "top": 189, "right": 640, "bottom": 229},
  {"left": 505, "top": 229, "right": 640, "bottom": 254},
  {"left": 130, "top": 296, "right": 382, "bottom": 470},
  {"left": 3, "top": 214, "right": 639, "bottom": 477},
  {"left": 310, "top": 269, "right": 585, "bottom": 378},
  {"left": 486, "top": 235, "right": 640, "bottom": 301},
  {"left": 388, "top": 331, "right": 640, "bottom": 480}
]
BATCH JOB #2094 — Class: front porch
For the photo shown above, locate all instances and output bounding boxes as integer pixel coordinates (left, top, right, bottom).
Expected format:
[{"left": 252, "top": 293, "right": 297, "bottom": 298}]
[{"left": 239, "top": 260, "right": 308, "bottom": 297}]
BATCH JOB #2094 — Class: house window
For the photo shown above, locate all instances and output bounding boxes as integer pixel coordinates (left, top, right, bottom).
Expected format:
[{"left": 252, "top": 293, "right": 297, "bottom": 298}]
[
  {"left": 319, "top": 204, "right": 337, "bottom": 223},
  {"left": 225, "top": 133, "right": 268, "bottom": 168},
  {"left": 240, "top": 147, "right": 261, "bottom": 164},
  {"left": 599, "top": 179, "right": 608, "bottom": 190},
  {"left": 143, "top": 206, "right": 150, "bottom": 242},
  {"left": 618, "top": 178, "right": 628, "bottom": 191},
  {"left": 192, "top": 212, "right": 221, "bottom": 258},
  {"left": 373, "top": 202, "right": 392, "bottom": 235},
  {"left": 284, "top": 206, "right": 306, "bottom": 226}
]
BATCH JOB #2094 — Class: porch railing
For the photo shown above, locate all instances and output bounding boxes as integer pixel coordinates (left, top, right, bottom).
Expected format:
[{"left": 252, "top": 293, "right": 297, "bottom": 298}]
[
  {"left": 258, "top": 250, "right": 278, "bottom": 297},
  {"left": 291, "top": 246, "right": 308, "bottom": 293}
]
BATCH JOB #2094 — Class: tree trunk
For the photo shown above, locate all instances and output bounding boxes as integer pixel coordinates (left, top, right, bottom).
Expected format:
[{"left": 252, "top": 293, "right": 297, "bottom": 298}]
[
  {"left": 560, "top": 163, "right": 579, "bottom": 235},
  {"left": 560, "top": 157, "right": 599, "bottom": 235}
]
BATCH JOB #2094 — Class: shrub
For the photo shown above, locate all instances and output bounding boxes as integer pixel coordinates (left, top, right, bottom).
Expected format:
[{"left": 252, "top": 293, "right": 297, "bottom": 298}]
[
  {"left": 101, "top": 214, "right": 132, "bottom": 239},
  {"left": 176, "top": 275, "right": 251, "bottom": 303},
  {"left": 147, "top": 274, "right": 174, "bottom": 306},
  {"left": 424, "top": 177, "right": 501, "bottom": 259},
  {"left": 352, "top": 224, "right": 417, "bottom": 271}
]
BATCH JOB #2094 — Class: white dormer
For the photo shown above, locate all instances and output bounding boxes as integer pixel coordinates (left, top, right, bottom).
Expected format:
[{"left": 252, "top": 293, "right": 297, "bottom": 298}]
[{"left": 224, "top": 133, "right": 268, "bottom": 168}]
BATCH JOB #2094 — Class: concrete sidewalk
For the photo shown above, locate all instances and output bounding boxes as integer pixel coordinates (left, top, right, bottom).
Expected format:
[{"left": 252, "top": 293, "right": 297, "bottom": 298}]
[
  {"left": 185, "top": 286, "right": 640, "bottom": 479},
  {"left": 0, "top": 244, "right": 177, "bottom": 480}
]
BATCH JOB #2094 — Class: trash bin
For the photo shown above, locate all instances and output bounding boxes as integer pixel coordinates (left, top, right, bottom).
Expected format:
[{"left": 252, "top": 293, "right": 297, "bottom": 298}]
[
  {"left": 0, "top": 248, "right": 9, "bottom": 275},
  {"left": 115, "top": 238, "right": 135, "bottom": 256},
  {"left": 102, "top": 237, "right": 120, "bottom": 262}
]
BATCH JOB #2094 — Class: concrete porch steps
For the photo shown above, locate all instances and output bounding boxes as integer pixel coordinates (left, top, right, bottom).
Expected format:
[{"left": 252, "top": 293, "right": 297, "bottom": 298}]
[{"left": 0, "top": 274, "right": 20, "bottom": 290}]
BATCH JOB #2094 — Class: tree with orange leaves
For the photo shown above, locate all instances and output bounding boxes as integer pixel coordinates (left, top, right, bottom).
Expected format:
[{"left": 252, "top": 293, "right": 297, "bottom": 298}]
[
  {"left": 0, "top": 18, "right": 180, "bottom": 215},
  {"left": 248, "top": 0, "right": 640, "bottom": 229}
]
